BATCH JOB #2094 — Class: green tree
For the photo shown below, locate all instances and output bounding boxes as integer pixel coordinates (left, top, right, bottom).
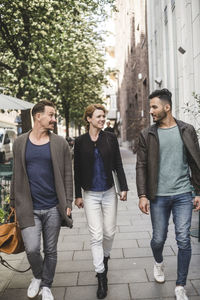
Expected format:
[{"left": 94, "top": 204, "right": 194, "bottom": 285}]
[
  {"left": 0, "top": 0, "right": 114, "bottom": 134},
  {"left": 184, "top": 93, "right": 200, "bottom": 137}
]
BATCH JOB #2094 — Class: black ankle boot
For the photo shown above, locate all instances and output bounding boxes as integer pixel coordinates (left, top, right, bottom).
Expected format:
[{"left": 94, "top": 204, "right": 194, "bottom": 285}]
[
  {"left": 103, "top": 256, "right": 110, "bottom": 291},
  {"left": 103, "top": 256, "right": 110, "bottom": 275},
  {"left": 96, "top": 271, "right": 107, "bottom": 299}
]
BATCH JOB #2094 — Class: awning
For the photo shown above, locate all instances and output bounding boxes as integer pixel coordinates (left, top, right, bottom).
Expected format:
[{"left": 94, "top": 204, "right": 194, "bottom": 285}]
[{"left": 0, "top": 94, "right": 34, "bottom": 110}]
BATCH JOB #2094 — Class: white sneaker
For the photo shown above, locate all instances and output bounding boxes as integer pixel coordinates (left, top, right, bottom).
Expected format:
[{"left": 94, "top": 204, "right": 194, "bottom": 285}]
[
  {"left": 175, "top": 286, "right": 189, "bottom": 300},
  {"left": 153, "top": 261, "right": 165, "bottom": 283},
  {"left": 27, "top": 277, "right": 41, "bottom": 298},
  {"left": 39, "top": 287, "right": 54, "bottom": 300}
]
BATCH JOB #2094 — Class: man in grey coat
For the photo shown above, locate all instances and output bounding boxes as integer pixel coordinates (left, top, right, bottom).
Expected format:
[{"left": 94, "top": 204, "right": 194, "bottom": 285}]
[
  {"left": 136, "top": 89, "right": 200, "bottom": 300},
  {"left": 10, "top": 100, "right": 73, "bottom": 300}
]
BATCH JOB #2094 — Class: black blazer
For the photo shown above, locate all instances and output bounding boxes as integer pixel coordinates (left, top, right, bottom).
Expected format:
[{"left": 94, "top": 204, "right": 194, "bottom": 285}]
[{"left": 74, "top": 130, "right": 128, "bottom": 198}]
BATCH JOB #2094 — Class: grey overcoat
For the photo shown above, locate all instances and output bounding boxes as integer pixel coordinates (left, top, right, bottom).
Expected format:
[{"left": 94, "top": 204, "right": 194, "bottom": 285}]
[{"left": 10, "top": 131, "right": 73, "bottom": 229}]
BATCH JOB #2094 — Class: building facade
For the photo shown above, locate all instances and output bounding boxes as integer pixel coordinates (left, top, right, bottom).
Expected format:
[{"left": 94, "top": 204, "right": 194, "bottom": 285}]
[
  {"left": 114, "top": 0, "right": 149, "bottom": 150},
  {"left": 147, "top": 0, "right": 200, "bottom": 128}
]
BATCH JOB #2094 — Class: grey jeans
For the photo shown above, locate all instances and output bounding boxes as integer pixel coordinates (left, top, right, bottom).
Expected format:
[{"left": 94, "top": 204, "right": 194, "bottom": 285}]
[{"left": 21, "top": 206, "right": 61, "bottom": 288}]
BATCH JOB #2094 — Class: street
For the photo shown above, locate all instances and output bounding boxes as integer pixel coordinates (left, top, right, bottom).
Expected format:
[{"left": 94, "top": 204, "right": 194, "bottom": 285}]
[{"left": 0, "top": 148, "right": 200, "bottom": 299}]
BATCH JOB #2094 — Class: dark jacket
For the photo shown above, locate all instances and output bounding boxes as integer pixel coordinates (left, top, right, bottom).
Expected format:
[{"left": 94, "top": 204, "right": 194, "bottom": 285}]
[
  {"left": 10, "top": 131, "right": 73, "bottom": 229},
  {"left": 74, "top": 130, "right": 128, "bottom": 198},
  {"left": 136, "top": 119, "right": 200, "bottom": 201}
]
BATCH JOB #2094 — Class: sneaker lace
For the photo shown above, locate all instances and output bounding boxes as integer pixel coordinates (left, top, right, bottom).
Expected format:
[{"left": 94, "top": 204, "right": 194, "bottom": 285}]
[
  {"left": 177, "top": 289, "right": 185, "bottom": 296},
  {"left": 42, "top": 287, "right": 53, "bottom": 299},
  {"left": 155, "top": 264, "right": 163, "bottom": 276},
  {"left": 29, "top": 278, "right": 39, "bottom": 290}
]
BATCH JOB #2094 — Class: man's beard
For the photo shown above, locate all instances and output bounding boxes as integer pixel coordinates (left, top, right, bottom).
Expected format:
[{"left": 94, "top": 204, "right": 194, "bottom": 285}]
[{"left": 152, "top": 110, "right": 167, "bottom": 124}]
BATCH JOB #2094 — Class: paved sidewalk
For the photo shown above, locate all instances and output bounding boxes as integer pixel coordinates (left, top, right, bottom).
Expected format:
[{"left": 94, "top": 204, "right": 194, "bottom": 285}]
[{"left": 0, "top": 148, "right": 200, "bottom": 299}]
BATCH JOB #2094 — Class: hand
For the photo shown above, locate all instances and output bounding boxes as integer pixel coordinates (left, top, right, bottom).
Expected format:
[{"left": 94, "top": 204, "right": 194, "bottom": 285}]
[
  {"left": 193, "top": 196, "right": 200, "bottom": 211},
  {"left": 66, "top": 207, "right": 71, "bottom": 216},
  {"left": 139, "top": 196, "right": 150, "bottom": 214},
  {"left": 120, "top": 191, "right": 127, "bottom": 201},
  {"left": 75, "top": 197, "right": 84, "bottom": 209}
]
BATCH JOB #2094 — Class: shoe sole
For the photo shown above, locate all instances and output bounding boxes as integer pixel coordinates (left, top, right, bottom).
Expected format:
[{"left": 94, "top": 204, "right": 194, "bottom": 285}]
[
  {"left": 154, "top": 278, "right": 165, "bottom": 284},
  {"left": 27, "top": 294, "right": 39, "bottom": 299},
  {"left": 27, "top": 290, "right": 40, "bottom": 299}
]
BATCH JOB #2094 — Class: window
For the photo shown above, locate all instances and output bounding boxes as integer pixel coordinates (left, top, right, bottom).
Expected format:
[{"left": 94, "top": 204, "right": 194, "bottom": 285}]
[
  {"left": 171, "top": 0, "right": 175, "bottom": 11},
  {"left": 164, "top": 6, "right": 168, "bottom": 25}
]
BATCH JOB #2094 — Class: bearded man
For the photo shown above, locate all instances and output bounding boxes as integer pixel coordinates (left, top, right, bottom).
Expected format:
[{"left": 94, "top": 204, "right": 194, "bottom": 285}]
[{"left": 136, "top": 88, "right": 200, "bottom": 300}]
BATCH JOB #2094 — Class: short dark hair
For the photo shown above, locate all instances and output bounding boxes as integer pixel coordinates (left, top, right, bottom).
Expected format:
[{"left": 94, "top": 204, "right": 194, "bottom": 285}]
[
  {"left": 149, "top": 88, "right": 172, "bottom": 108},
  {"left": 32, "top": 99, "right": 55, "bottom": 118}
]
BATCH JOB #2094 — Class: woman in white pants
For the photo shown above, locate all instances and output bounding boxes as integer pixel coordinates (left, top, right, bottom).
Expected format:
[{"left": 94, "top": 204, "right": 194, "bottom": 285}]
[{"left": 74, "top": 104, "right": 128, "bottom": 299}]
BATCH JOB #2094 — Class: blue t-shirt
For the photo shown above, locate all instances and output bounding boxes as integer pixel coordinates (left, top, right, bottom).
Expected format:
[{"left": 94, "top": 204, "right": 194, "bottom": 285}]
[
  {"left": 25, "top": 139, "right": 58, "bottom": 210},
  {"left": 91, "top": 147, "right": 109, "bottom": 191}
]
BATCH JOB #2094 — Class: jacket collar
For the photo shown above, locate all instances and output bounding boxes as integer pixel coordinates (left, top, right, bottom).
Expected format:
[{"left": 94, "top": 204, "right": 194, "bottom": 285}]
[
  {"left": 86, "top": 130, "right": 104, "bottom": 142},
  {"left": 148, "top": 118, "right": 187, "bottom": 135}
]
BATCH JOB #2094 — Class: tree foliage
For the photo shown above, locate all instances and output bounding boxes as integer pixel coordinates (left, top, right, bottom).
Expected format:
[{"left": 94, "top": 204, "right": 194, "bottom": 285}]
[
  {"left": 184, "top": 93, "right": 200, "bottom": 137},
  {"left": 0, "top": 0, "right": 115, "bottom": 133}
]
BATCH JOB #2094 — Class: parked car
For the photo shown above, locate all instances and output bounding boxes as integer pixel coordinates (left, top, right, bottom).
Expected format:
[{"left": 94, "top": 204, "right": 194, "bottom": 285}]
[{"left": 0, "top": 128, "right": 17, "bottom": 163}]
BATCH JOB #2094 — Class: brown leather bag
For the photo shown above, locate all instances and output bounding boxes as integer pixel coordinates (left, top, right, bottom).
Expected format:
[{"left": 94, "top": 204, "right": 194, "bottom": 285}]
[{"left": 0, "top": 207, "right": 25, "bottom": 254}]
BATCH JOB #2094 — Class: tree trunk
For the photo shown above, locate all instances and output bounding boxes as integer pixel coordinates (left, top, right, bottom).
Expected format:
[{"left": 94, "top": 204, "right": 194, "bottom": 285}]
[
  {"left": 78, "top": 125, "right": 81, "bottom": 136},
  {"left": 16, "top": 87, "right": 32, "bottom": 134},
  {"left": 21, "top": 109, "right": 32, "bottom": 133},
  {"left": 63, "top": 101, "right": 70, "bottom": 138}
]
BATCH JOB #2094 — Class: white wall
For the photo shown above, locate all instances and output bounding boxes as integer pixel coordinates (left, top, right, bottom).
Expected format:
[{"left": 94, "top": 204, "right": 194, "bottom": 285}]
[{"left": 147, "top": 0, "right": 200, "bottom": 128}]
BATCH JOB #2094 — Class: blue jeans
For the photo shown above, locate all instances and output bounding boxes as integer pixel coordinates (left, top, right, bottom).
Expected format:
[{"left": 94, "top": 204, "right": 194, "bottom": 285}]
[
  {"left": 21, "top": 206, "right": 61, "bottom": 288},
  {"left": 150, "top": 192, "right": 193, "bottom": 286}
]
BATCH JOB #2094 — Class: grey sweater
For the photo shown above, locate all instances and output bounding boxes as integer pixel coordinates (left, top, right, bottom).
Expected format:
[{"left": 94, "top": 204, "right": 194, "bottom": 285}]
[{"left": 10, "top": 131, "right": 73, "bottom": 229}]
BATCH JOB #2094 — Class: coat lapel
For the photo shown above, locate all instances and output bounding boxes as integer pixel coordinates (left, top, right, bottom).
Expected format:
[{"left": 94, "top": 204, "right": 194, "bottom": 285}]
[{"left": 21, "top": 131, "right": 31, "bottom": 173}]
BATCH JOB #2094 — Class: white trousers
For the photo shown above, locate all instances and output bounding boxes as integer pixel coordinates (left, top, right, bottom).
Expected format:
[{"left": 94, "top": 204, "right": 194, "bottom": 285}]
[{"left": 83, "top": 186, "right": 117, "bottom": 273}]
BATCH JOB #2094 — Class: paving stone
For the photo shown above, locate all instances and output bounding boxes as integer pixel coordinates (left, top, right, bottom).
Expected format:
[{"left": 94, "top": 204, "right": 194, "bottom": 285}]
[
  {"left": 117, "top": 210, "right": 141, "bottom": 217},
  {"left": 0, "top": 287, "right": 65, "bottom": 300},
  {"left": 73, "top": 248, "right": 123, "bottom": 261},
  {"left": 137, "top": 238, "right": 177, "bottom": 248},
  {"left": 57, "top": 250, "right": 74, "bottom": 261},
  {"left": 58, "top": 241, "right": 83, "bottom": 251},
  {"left": 63, "top": 234, "right": 90, "bottom": 242},
  {"left": 78, "top": 269, "right": 147, "bottom": 285},
  {"left": 0, "top": 280, "right": 9, "bottom": 293},
  {"left": 116, "top": 218, "right": 132, "bottom": 225},
  {"left": 72, "top": 222, "right": 88, "bottom": 229},
  {"left": 190, "top": 279, "right": 200, "bottom": 294},
  {"left": 59, "top": 228, "right": 79, "bottom": 235},
  {"left": 78, "top": 271, "right": 98, "bottom": 285},
  {"left": 52, "top": 272, "right": 78, "bottom": 287},
  {"left": 124, "top": 246, "right": 175, "bottom": 258},
  {"left": 146, "top": 266, "right": 177, "bottom": 282},
  {"left": 113, "top": 239, "right": 138, "bottom": 249},
  {"left": 0, "top": 288, "right": 29, "bottom": 300},
  {"left": 65, "top": 284, "right": 131, "bottom": 300},
  {"left": 130, "top": 281, "right": 197, "bottom": 299},
  {"left": 56, "top": 260, "right": 94, "bottom": 272},
  {"left": 109, "top": 269, "right": 148, "bottom": 284},
  {"left": 108, "top": 257, "right": 154, "bottom": 271},
  {"left": 115, "top": 232, "right": 150, "bottom": 240},
  {"left": 8, "top": 273, "right": 32, "bottom": 288},
  {"left": 171, "top": 244, "right": 200, "bottom": 255},
  {"left": 51, "top": 287, "right": 66, "bottom": 300},
  {"left": 119, "top": 225, "right": 152, "bottom": 233},
  {"left": 83, "top": 238, "right": 138, "bottom": 250},
  {"left": 73, "top": 250, "right": 92, "bottom": 260},
  {"left": 65, "top": 285, "right": 97, "bottom": 300},
  {"left": 78, "top": 227, "right": 90, "bottom": 234}
]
